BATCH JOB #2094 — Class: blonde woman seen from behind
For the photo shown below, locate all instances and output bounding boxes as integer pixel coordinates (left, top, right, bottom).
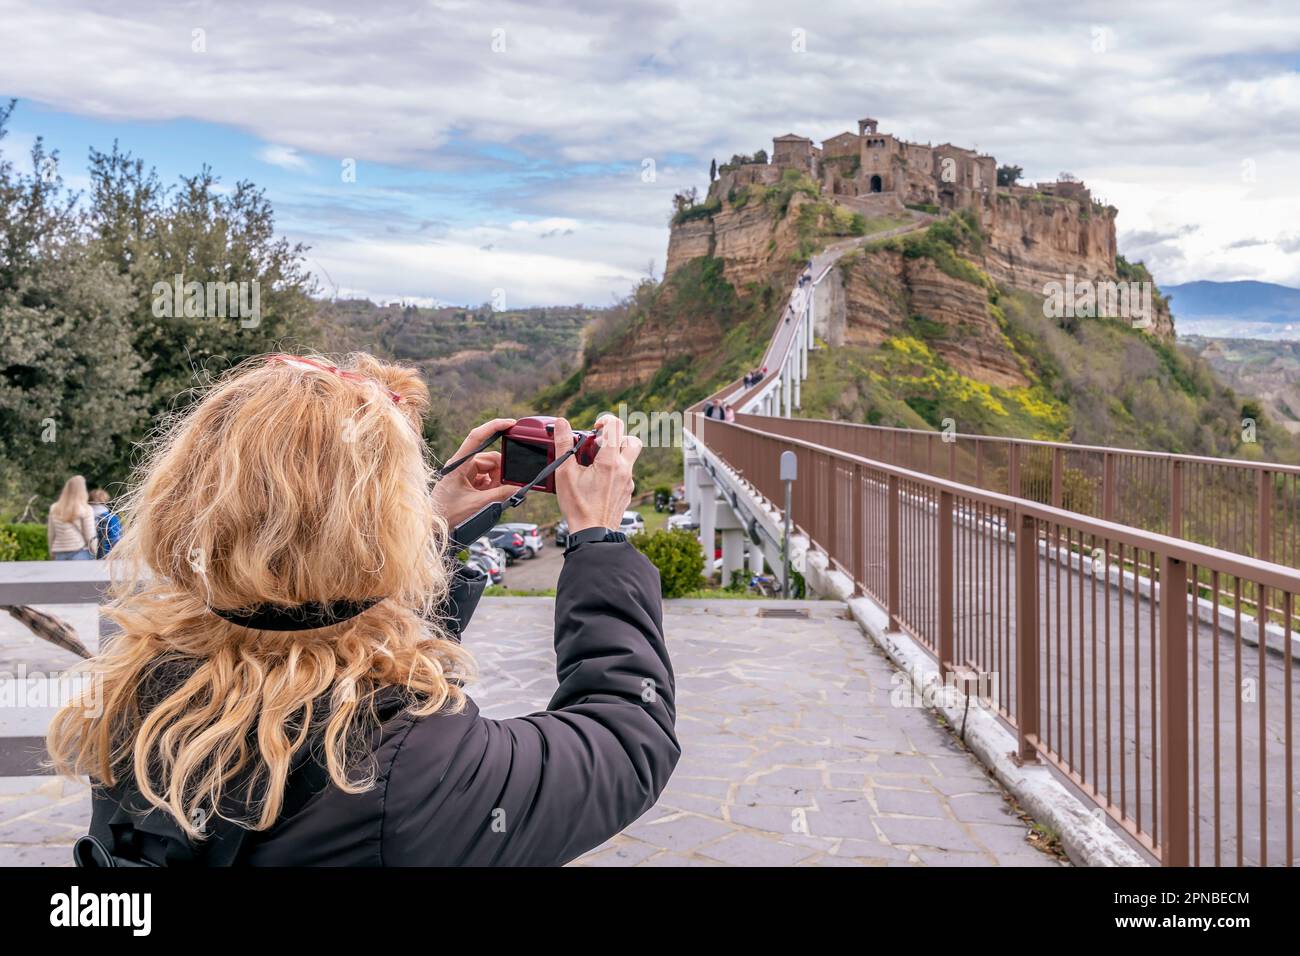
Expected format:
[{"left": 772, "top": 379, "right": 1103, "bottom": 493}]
[
  {"left": 48, "top": 476, "right": 97, "bottom": 561},
  {"left": 48, "top": 352, "right": 678, "bottom": 866}
]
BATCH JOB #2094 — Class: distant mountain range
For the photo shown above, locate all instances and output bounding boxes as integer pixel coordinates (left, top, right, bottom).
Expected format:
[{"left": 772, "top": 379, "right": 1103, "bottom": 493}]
[{"left": 1166, "top": 280, "right": 1300, "bottom": 340}]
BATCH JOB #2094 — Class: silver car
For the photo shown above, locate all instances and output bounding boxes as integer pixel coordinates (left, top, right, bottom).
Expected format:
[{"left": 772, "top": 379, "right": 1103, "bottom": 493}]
[{"left": 668, "top": 509, "right": 698, "bottom": 531}]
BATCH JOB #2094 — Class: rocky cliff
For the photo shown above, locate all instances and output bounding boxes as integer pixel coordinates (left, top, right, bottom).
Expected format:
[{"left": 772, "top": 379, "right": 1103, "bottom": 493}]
[
  {"left": 981, "top": 192, "right": 1173, "bottom": 337},
  {"left": 833, "top": 249, "right": 1029, "bottom": 388},
  {"left": 664, "top": 166, "right": 809, "bottom": 290},
  {"left": 581, "top": 158, "right": 1173, "bottom": 404},
  {"left": 985, "top": 193, "right": 1111, "bottom": 285},
  {"left": 581, "top": 275, "right": 727, "bottom": 395}
]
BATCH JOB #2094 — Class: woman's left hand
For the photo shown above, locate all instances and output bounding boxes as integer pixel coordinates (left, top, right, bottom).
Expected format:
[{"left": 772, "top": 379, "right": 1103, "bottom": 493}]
[{"left": 430, "top": 418, "right": 518, "bottom": 527}]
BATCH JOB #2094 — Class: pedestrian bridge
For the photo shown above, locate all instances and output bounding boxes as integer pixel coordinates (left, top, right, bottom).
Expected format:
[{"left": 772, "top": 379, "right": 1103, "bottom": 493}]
[{"left": 682, "top": 236, "right": 1300, "bottom": 867}]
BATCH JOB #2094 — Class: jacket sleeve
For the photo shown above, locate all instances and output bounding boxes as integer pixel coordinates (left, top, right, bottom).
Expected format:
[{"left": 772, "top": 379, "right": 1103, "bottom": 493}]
[{"left": 381, "top": 540, "right": 679, "bottom": 866}]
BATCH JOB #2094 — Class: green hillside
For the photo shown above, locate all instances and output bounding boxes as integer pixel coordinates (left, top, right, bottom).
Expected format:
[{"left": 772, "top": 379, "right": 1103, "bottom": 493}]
[
  {"left": 572, "top": 212, "right": 1300, "bottom": 468},
  {"left": 313, "top": 299, "right": 592, "bottom": 459}
]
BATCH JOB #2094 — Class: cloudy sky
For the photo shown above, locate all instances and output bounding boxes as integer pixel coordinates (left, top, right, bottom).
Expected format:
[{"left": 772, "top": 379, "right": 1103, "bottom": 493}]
[{"left": 1, "top": 0, "right": 1298, "bottom": 307}]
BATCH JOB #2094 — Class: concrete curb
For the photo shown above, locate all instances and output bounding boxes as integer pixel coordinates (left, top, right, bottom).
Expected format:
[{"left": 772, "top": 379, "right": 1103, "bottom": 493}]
[{"left": 803, "top": 549, "right": 1150, "bottom": 868}]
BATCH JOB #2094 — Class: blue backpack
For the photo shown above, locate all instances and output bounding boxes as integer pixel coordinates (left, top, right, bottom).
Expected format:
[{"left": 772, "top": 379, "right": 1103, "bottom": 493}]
[{"left": 95, "top": 510, "right": 122, "bottom": 558}]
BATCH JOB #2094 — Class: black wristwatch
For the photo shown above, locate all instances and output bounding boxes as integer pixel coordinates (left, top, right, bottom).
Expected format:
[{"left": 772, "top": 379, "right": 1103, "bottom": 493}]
[{"left": 565, "top": 526, "right": 628, "bottom": 551}]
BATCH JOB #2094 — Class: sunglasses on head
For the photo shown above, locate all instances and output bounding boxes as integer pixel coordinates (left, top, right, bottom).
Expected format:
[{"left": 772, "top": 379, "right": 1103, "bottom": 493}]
[{"left": 267, "top": 354, "right": 403, "bottom": 405}]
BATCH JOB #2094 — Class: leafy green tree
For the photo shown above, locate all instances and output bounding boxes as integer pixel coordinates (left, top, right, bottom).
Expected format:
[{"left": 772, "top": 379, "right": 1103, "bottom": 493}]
[
  {"left": 996, "top": 164, "right": 1023, "bottom": 187},
  {"left": 0, "top": 102, "right": 146, "bottom": 506},
  {"left": 0, "top": 101, "right": 319, "bottom": 510},
  {"left": 86, "top": 143, "right": 317, "bottom": 412}
]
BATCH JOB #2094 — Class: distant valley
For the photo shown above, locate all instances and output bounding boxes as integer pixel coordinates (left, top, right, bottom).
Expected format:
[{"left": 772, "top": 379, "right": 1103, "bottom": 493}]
[{"left": 1182, "top": 335, "right": 1300, "bottom": 435}]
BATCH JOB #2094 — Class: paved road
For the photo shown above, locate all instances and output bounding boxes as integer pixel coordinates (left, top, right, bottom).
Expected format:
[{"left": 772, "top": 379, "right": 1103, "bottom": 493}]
[
  {"left": 494, "top": 542, "right": 563, "bottom": 591},
  {"left": 0, "top": 598, "right": 1062, "bottom": 867}
]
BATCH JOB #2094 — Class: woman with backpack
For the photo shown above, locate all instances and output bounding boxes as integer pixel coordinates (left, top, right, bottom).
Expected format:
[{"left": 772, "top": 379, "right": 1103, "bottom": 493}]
[
  {"left": 48, "top": 353, "right": 678, "bottom": 866},
  {"left": 47, "top": 475, "right": 97, "bottom": 560}
]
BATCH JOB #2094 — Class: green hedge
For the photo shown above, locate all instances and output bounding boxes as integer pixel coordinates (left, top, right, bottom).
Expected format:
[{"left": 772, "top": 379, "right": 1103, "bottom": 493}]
[
  {"left": 1, "top": 523, "right": 49, "bottom": 561},
  {"left": 632, "top": 528, "right": 705, "bottom": 598}
]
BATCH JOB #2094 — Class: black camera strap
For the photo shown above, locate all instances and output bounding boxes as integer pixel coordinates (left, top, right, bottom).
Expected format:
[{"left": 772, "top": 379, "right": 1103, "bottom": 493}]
[
  {"left": 448, "top": 444, "right": 580, "bottom": 549},
  {"left": 436, "top": 429, "right": 509, "bottom": 478}
]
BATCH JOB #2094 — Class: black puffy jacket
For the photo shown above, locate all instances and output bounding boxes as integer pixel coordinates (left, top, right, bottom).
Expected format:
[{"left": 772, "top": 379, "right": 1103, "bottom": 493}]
[{"left": 86, "top": 540, "right": 679, "bottom": 866}]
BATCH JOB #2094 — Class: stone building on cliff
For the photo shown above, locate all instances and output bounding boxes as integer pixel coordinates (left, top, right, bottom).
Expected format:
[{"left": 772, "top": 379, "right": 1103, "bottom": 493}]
[{"left": 768, "top": 116, "right": 1000, "bottom": 213}]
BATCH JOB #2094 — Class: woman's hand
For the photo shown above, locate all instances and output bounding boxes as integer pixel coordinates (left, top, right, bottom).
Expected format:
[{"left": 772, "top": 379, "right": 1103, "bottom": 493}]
[
  {"left": 553, "top": 415, "right": 640, "bottom": 533},
  {"left": 430, "top": 418, "right": 517, "bottom": 527}
]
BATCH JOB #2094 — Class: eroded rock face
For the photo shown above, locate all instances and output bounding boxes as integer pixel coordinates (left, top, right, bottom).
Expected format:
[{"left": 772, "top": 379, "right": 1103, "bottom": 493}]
[
  {"left": 587, "top": 172, "right": 1172, "bottom": 398},
  {"left": 587, "top": 186, "right": 809, "bottom": 394},
  {"left": 979, "top": 195, "right": 1174, "bottom": 338},
  {"left": 663, "top": 218, "right": 714, "bottom": 277},
  {"left": 582, "top": 293, "right": 719, "bottom": 395},
  {"left": 982, "top": 194, "right": 1115, "bottom": 291},
  {"left": 840, "top": 251, "right": 1029, "bottom": 388},
  {"left": 665, "top": 190, "right": 806, "bottom": 290}
]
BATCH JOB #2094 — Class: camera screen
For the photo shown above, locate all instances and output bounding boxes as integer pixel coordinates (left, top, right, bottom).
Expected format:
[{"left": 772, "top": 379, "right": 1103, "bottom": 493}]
[{"left": 502, "top": 437, "right": 550, "bottom": 486}]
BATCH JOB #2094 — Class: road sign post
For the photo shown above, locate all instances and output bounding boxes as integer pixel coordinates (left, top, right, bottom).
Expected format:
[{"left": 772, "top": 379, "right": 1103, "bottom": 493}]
[{"left": 780, "top": 450, "right": 797, "bottom": 598}]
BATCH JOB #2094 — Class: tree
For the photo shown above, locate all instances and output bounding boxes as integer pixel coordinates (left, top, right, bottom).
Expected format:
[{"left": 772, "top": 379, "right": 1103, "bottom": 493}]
[
  {"left": 709, "top": 158, "right": 717, "bottom": 182},
  {"left": 753, "top": 148, "right": 768, "bottom": 165},
  {"left": 86, "top": 143, "right": 317, "bottom": 412},
  {"left": 996, "top": 164, "right": 1022, "bottom": 187},
  {"left": 0, "top": 101, "right": 318, "bottom": 510},
  {"left": 671, "top": 186, "right": 699, "bottom": 213},
  {"left": 0, "top": 102, "right": 146, "bottom": 506}
]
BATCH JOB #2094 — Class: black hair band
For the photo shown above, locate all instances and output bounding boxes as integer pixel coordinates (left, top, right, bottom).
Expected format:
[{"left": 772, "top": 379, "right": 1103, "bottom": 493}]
[{"left": 209, "top": 598, "right": 382, "bottom": 631}]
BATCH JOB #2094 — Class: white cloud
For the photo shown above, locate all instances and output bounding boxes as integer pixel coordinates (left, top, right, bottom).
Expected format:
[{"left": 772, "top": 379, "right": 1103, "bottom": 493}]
[
  {"left": 305, "top": 232, "right": 641, "bottom": 308},
  {"left": 508, "top": 217, "right": 580, "bottom": 237},
  {"left": 2, "top": 0, "right": 1298, "bottom": 298},
  {"left": 256, "top": 144, "right": 311, "bottom": 171}
]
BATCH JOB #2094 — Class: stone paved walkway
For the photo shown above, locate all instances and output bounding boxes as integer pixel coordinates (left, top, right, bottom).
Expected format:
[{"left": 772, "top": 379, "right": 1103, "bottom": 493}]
[{"left": 0, "top": 598, "right": 1062, "bottom": 866}]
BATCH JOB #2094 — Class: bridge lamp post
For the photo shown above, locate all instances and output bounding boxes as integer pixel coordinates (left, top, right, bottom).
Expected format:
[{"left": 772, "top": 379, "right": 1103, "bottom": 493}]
[{"left": 780, "top": 450, "right": 797, "bottom": 598}]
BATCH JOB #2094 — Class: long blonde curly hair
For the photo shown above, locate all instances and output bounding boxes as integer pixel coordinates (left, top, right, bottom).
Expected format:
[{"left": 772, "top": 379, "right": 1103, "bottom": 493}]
[{"left": 48, "top": 353, "right": 472, "bottom": 839}]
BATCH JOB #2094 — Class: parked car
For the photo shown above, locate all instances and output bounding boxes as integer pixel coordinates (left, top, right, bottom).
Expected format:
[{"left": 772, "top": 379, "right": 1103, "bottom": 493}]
[
  {"left": 467, "top": 537, "right": 505, "bottom": 584},
  {"left": 487, "top": 526, "right": 528, "bottom": 563},
  {"left": 668, "top": 509, "right": 698, "bottom": 531},
  {"left": 465, "top": 553, "right": 501, "bottom": 586},
  {"left": 499, "top": 522, "right": 543, "bottom": 557},
  {"left": 557, "top": 515, "right": 643, "bottom": 543}
]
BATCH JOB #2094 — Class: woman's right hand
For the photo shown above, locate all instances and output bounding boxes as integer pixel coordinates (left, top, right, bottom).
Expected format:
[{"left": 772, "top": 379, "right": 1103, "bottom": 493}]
[{"left": 553, "top": 415, "right": 640, "bottom": 533}]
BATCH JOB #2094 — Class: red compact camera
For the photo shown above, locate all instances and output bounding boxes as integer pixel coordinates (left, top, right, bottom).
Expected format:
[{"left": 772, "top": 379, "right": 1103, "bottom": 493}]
[{"left": 500, "top": 416, "right": 601, "bottom": 493}]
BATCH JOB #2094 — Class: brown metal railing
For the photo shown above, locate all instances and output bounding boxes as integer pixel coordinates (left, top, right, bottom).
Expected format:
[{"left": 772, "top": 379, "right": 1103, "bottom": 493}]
[
  {"left": 692, "top": 413, "right": 1299, "bottom": 866},
  {"left": 738, "top": 414, "right": 1300, "bottom": 570}
]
